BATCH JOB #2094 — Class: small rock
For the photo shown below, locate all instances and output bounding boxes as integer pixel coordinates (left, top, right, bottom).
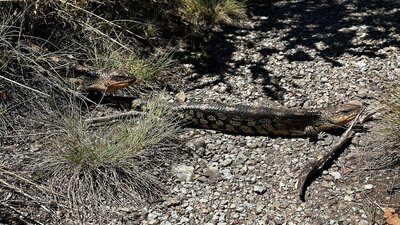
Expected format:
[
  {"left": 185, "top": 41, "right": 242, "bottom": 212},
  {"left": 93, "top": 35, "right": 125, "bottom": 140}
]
[
  {"left": 119, "top": 207, "right": 131, "bottom": 212},
  {"left": 165, "top": 198, "right": 181, "bottom": 207},
  {"left": 147, "top": 212, "right": 158, "bottom": 220},
  {"left": 329, "top": 171, "right": 342, "bottom": 180},
  {"left": 255, "top": 204, "right": 264, "bottom": 214},
  {"left": 221, "top": 168, "right": 234, "bottom": 180},
  {"left": 320, "top": 180, "right": 333, "bottom": 188},
  {"left": 221, "top": 159, "right": 233, "bottom": 167},
  {"left": 147, "top": 213, "right": 159, "bottom": 225},
  {"left": 179, "top": 217, "right": 190, "bottom": 223},
  {"left": 364, "top": 184, "right": 374, "bottom": 190},
  {"left": 356, "top": 61, "right": 366, "bottom": 68},
  {"left": 324, "top": 175, "right": 334, "bottom": 181},
  {"left": 254, "top": 185, "right": 268, "bottom": 195},
  {"left": 320, "top": 134, "right": 334, "bottom": 146},
  {"left": 246, "top": 141, "right": 257, "bottom": 149},
  {"left": 235, "top": 151, "right": 248, "bottom": 165},
  {"left": 148, "top": 219, "right": 158, "bottom": 225},
  {"left": 201, "top": 166, "right": 222, "bottom": 183},
  {"left": 357, "top": 89, "right": 368, "bottom": 98},
  {"left": 170, "top": 210, "right": 179, "bottom": 219},
  {"left": 172, "top": 165, "right": 194, "bottom": 182},
  {"left": 231, "top": 212, "right": 240, "bottom": 218},
  {"left": 175, "top": 91, "right": 187, "bottom": 103},
  {"left": 257, "top": 220, "right": 267, "bottom": 225},
  {"left": 321, "top": 77, "right": 328, "bottom": 82},
  {"left": 344, "top": 195, "right": 353, "bottom": 201},
  {"left": 199, "top": 198, "right": 208, "bottom": 203},
  {"left": 207, "top": 143, "right": 217, "bottom": 150},
  {"left": 191, "top": 137, "right": 206, "bottom": 149},
  {"left": 219, "top": 213, "right": 226, "bottom": 222}
]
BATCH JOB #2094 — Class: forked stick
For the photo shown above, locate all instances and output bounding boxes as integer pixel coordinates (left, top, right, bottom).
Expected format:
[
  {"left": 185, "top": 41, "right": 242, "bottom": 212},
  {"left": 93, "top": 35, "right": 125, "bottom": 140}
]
[{"left": 296, "top": 108, "right": 375, "bottom": 202}]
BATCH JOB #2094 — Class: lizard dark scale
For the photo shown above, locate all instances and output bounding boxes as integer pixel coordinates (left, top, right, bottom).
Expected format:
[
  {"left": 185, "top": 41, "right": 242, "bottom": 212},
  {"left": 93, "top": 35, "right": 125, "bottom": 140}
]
[{"left": 133, "top": 100, "right": 362, "bottom": 138}]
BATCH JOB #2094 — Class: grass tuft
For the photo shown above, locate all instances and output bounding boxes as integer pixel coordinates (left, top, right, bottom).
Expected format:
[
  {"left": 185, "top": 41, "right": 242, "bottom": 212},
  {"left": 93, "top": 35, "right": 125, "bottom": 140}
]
[
  {"left": 367, "top": 84, "right": 400, "bottom": 170},
  {"left": 179, "top": 0, "right": 247, "bottom": 32},
  {"left": 214, "top": 0, "right": 247, "bottom": 24},
  {"left": 40, "top": 94, "right": 181, "bottom": 219},
  {"left": 89, "top": 42, "right": 175, "bottom": 82}
]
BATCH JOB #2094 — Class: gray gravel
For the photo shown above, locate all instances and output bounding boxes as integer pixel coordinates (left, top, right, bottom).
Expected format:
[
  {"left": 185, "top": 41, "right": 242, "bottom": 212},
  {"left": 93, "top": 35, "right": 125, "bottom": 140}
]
[{"left": 124, "top": 1, "right": 399, "bottom": 224}]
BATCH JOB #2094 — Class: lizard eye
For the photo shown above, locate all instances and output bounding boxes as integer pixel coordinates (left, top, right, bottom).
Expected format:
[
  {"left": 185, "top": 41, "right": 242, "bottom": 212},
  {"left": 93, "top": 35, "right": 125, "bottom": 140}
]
[{"left": 342, "top": 109, "right": 352, "bottom": 113}]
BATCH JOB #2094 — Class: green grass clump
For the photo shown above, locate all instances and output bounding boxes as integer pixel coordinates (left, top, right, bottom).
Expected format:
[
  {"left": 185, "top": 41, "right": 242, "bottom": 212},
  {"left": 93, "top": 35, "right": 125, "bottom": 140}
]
[
  {"left": 90, "top": 43, "right": 174, "bottom": 82},
  {"left": 128, "top": 49, "right": 175, "bottom": 81},
  {"left": 56, "top": 99, "right": 179, "bottom": 168},
  {"left": 179, "top": 0, "right": 247, "bottom": 32},
  {"left": 42, "top": 95, "right": 181, "bottom": 218}
]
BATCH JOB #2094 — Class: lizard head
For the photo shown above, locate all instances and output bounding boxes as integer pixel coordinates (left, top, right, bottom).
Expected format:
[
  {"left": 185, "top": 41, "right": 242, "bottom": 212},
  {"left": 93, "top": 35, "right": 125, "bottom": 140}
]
[
  {"left": 324, "top": 103, "right": 363, "bottom": 125},
  {"left": 101, "top": 69, "right": 136, "bottom": 92}
]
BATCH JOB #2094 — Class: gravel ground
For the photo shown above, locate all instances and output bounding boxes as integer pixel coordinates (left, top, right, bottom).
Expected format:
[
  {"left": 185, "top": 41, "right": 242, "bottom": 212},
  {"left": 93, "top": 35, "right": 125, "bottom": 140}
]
[
  {"left": 2, "top": 1, "right": 395, "bottom": 224},
  {"left": 118, "top": 1, "right": 400, "bottom": 224},
  {"left": 1, "top": 1, "right": 399, "bottom": 224}
]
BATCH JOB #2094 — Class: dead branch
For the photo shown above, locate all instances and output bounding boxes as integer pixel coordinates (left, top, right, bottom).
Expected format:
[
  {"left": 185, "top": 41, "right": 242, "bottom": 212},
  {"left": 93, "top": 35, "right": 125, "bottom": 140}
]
[{"left": 296, "top": 108, "right": 374, "bottom": 202}]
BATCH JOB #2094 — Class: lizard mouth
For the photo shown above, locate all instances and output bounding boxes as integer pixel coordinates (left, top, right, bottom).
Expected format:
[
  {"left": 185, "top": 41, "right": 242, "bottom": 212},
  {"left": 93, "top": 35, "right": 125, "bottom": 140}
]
[
  {"left": 326, "top": 103, "right": 362, "bottom": 126},
  {"left": 105, "top": 78, "right": 136, "bottom": 92}
]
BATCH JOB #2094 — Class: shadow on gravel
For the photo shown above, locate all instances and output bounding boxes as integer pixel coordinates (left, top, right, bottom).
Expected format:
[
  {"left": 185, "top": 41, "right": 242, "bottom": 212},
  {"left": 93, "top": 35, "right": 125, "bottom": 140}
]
[
  {"left": 249, "top": 0, "right": 400, "bottom": 66},
  {"left": 181, "top": 0, "right": 399, "bottom": 99},
  {"left": 180, "top": 28, "right": 241, "bottom": 94},
  {"left": 182, "top": 24, "right": 286, "bottom": 100},
  {"left": 249, "top": 63, "right": 285, "bottom": 100}
]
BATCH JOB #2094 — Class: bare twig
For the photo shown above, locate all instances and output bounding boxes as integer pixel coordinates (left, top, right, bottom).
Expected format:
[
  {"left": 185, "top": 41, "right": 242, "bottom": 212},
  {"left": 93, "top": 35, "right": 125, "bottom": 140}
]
[
  {"left": 0, "top": 168, "right": 62, "bottom": 197},
  {"left": 84, "top": 110, "right": 142, "bottom": 124},
  {"left": 296, "top": 108, "right": 375, "bottom": 201},
  {"left": 363, "top": 192, "right": 385, "bottom": 212}
]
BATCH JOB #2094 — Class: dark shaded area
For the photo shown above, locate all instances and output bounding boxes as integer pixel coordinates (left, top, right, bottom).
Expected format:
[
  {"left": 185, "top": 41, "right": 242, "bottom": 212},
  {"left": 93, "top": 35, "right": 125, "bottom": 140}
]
[
  {"left": 179, "top": 23, "right": 287, "bottom": 100},
  {"left": 249, "top": 64, "right": 285, "bottom": 100},
  {"left": 185, "top": 0, "right": 399, "bottom": 97},
  {"left": 0, "top": 207, "right": 28, "bottom": 225},
  {"left": 250, "top": 0, "right": 400, "bottom": 64},
  {"left": 287, "top": 50, "right": 312, "bottom": 62},
  {"left": 178, "top": 29, "right": 238, "bottom": 94}
]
